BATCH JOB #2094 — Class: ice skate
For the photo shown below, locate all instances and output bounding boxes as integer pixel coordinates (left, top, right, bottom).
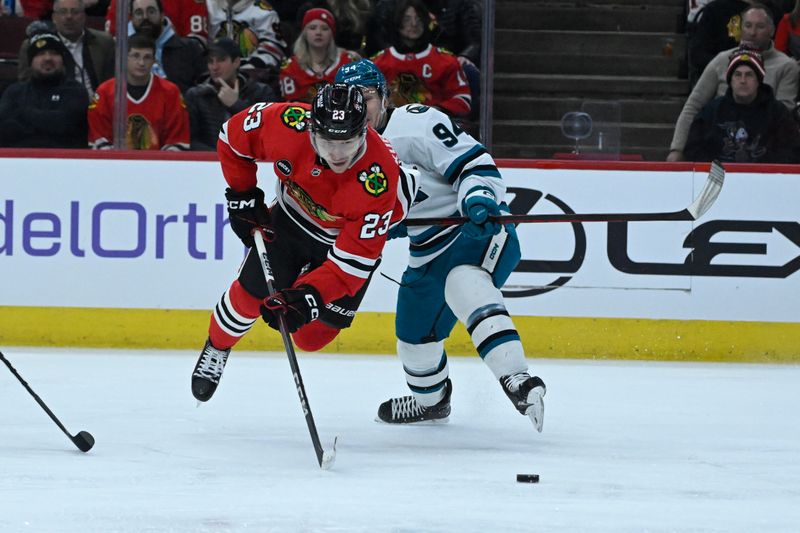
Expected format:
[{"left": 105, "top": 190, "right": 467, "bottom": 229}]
[
  {"left": 191, "top": 339, "right": 231, "bottom": 402},
  {"left": 376, "top": 379, "right": 452, "bottom": 424},
  {"left": 501, "top": 373, "right": 546, "bottom": 432}
]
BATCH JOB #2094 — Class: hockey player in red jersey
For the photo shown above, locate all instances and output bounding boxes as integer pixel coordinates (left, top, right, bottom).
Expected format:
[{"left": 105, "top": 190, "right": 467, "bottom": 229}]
[{"left": 191, "top": 83, "right": 417, "bottom": 402}]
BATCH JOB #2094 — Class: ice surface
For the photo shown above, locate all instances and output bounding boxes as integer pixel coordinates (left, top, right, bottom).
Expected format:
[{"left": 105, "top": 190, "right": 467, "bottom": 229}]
[{"left": 1, "top": 348, "right": 799, "bottom": 533}]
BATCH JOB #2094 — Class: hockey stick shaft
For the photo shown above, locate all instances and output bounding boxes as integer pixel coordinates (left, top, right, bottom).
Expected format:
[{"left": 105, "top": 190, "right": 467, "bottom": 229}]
[
  {"left": 252, "top": 230, "right": 333, "bottom": 469},
  {"left": 404, "top": 161, "right": 725, "bottom": 227},
  {"left": 0, "top": 350, "right": 94, "bottom": 452}
]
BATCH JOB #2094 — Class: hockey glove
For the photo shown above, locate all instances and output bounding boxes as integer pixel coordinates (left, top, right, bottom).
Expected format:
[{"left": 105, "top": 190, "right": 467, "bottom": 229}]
[
  {"left": 225, "top": 187, "right": 273, "bottom": 248},
  {"left": 260, "top": 284, "right": 322, "bottom": 333},
  {"left": 461, "top": 189, "right": 501, "bottom": 240},
  {"left": 387, "top": 222, "right": 408, "bottom": 240}
]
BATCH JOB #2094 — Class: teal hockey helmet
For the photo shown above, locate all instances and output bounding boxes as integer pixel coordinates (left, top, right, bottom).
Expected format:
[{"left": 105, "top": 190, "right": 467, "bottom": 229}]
[{"left": 335, "top": 59, "right": 388, "bottom": 97}]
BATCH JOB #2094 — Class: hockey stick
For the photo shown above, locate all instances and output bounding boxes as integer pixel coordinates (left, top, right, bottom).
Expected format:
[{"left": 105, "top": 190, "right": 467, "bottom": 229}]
[
  {"left": 0, "top": 350, "right": 95, "bottom": 452},
  {"left": 404, "top": 160, "right": 725, "bottom": 226},
  {"left": 252, "top": 230, "right": 337, "bottom": 470}
]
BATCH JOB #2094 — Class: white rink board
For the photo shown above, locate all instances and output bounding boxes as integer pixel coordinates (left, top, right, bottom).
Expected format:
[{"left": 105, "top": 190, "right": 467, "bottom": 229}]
[{"left": 0, "top": 157, "right": 798, "bottom": 323}]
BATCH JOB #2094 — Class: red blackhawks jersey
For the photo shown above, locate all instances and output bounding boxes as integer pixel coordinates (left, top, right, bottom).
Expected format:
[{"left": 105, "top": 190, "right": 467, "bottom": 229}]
[
  {"left": 279, "top": 51, "right": 359, "bottom": 103},
  {"left": 218, "top": 101, "right": 416, "bottom": 303},
  {"left": 88, "top": 75, "right": 190, "bottom": 151},
  {"left": 105, "top": 0, "right": 209, "bottom": 42},
  {"left": 372, "top": 44, "right": 471, "bottom": 117}
]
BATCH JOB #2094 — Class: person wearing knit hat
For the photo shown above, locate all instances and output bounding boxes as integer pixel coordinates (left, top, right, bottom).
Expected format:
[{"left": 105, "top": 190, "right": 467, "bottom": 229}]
[
  {"left": 303, "top": 7, "right": 337, "bottom": 36},
  {"left": 727, "top": 48, "right": 766, "bottom": 106},
  {"left": 684, "top": 44, "right": 800, "bottom": 163},
  {"left": 725, "top": 47, "right": 766, "bottom": 86},
  {"left": 27, "top": 32, "right": 71, "bottom": 67},
  {"left": 279, "top": 6, "right": 359, "bottom": 103},
  {"left": 0, "top": 31, "right": 88, "bottom": 148}
]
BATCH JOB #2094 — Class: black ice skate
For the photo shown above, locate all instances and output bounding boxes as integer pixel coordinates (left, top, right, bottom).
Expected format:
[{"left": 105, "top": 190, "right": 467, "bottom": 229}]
[
  {"left": 377, "top": 379, "right": 452, "bottom": 424},
  {"left": 501, "top": 373, "right": 546, "bottom": 432},
  {"left": 191, "top": 339, "right": 231, "bottom": 402}
]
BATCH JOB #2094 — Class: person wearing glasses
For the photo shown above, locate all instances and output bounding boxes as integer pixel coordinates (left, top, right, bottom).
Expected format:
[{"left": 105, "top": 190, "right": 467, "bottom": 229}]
[
  {"left": 125, "top": 0, "right": 206, "bottom": 94},
  {"left": 88, "top": 33, "right": 189, "bottom": 150}
]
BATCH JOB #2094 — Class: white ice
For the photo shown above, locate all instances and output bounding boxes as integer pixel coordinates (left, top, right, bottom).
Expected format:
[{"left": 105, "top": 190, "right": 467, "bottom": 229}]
[{"left": 1, "top": 348, "right": 799, "bottom": 533}]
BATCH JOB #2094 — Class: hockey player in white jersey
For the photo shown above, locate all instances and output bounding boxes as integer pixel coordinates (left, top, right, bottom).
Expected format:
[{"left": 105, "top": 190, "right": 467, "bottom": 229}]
[{"left": 336, "top": 59, "right": 546, "bottom": 431}]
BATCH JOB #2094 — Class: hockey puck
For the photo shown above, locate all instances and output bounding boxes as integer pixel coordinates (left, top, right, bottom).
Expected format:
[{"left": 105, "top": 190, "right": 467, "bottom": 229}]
[{"left": 516, "top": 474, "right": 540, "bottom": 483}]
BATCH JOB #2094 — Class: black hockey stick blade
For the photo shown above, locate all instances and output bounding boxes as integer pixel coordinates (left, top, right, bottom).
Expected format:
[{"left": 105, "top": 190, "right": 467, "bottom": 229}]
[
  {"left": 404, "top": 160, "right": 726, "bottom": 227},
  {"left": 0, "top": 350, "right": 95, "bottom": 453},
  {"left": 252, "top": 230, "right": 337, "bottom": 469}
]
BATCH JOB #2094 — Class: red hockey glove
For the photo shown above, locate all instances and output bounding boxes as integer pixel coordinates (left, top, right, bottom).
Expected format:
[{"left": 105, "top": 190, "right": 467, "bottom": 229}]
[
  {"left": 225, "top": 187, "right": 273, "bottom": 248},
  {"left": 260, "top": 285, "right": 322, "bottom": 333}
]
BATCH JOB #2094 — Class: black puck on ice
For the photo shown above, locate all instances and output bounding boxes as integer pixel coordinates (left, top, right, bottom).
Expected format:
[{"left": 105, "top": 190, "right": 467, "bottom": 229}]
[{"left": 516, "top": 474, "right": 540, "bottom": 483}]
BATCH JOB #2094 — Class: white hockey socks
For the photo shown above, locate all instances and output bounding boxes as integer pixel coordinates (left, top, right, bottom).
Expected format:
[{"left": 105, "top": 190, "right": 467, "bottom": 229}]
[
  {"left": 444, "top": 265, "right": 528, "bottom": 379},
  {"left": 397, "top": 339, "right": 449, "bottom": 407}
]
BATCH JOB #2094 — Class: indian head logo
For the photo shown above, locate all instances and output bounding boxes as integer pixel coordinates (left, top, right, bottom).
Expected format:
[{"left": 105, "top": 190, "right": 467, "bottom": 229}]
[
  {"left": 390, "top": 73, "right": 432, "bottom": 107},
  {"left": 281, "top": 106, "right": 309, "bottom": 131},
  {"left": 286, "top": 180, "right": 337, "bottom": 222},
  {"left": 358, "top": 163, "right": 388, "bottom": 197},
  {"left": 126, "top": 114, "right": 158, "bottom": 150}
]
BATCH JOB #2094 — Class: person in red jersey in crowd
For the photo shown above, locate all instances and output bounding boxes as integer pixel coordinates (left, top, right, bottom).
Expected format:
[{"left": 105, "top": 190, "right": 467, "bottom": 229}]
[
  {"left": 88, "top": 33, "right": 189, "bottom": 150},
  {"left": 191, "top": 83, "right": 418, "bottom": 403},
  {"left": 279, "top": 8, "right": 359, "bottom": 103},
  {"left": 372, "top": 0, "right": 471, "bottom": 117}
]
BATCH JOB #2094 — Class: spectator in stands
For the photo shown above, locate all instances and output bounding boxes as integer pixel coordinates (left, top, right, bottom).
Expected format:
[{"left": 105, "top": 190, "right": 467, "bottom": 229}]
[
  {"left": 105, "top": 0, "right": 207, "bottom": 43},
  {"left": 206, "top": 0, "right": 288, "bottom": 78},
  {"left": 687, "top": 0, "right": 751, "bottom": 87},
  {"left": 684, "top": 48, "right": 800, "bottom": 162},
  {"left": 88, "top": 33, "right": 189, "bottom": 150},
  {"left": 367, "top": 0, "right": 481, "bottom": 65},
  {"left": 127, "top": 0, "right": 205, "bottom": 94},
  {"left": 18, "top": 0, "right": 114, "bottom": 97},
  {"left": 279, "top": 8, "right": 359, "bottom": 103},
  {"left": 185, "top": 37, "right": 277, "bottom": 150},
  {"left": 297, "top": 0, "right": 373, "bottom": 55},
  {"left": 774, "top": 0, "right": 800, "bottom": 57},
  {"left": 6, "top": 0, "right": 108, "bottom": 17},
  {"left": 372, "top": 0, "right": 471, "bottom": 117},
  {"left": 667, "top": 4, "right": 798, "bottom": 161},
  {"left": 0, "top": 32, "right": 88, "bottom": 148}
]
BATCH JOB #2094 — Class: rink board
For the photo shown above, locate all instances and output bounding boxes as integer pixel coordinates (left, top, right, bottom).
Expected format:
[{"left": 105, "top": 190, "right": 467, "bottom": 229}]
[{"left": 0, "top": 151, "right": 798, "bottom": 361}]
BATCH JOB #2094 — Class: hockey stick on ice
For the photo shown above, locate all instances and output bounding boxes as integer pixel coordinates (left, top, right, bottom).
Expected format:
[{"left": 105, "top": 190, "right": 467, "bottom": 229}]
[
  {"left": 0, "top": 350, "right": 95, "bottom": 452},
  {"left": 252, "top": 230, "right": 337, "bottom": 470},
  {"left": 404, "top": 160, "right": 725, "bottom": 226}
]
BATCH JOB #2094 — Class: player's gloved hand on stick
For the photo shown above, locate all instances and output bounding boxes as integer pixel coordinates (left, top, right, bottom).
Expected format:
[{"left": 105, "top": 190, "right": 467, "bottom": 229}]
[
  {"left": 461, "top": 189, "right": 501, "bottom": 239},
  {"left": 260, "top": 285, "right": 322, "bottom": 333},
  {"left": 387, "top": 222, "right": 408, "bottom": 240},
  {"left": 225, "top": 187, "right": 273, "bottom": 248}
]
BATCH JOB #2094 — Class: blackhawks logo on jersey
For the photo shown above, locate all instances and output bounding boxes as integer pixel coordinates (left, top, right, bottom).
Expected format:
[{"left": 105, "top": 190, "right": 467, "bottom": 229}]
[
  {"left": 358, "top": 164, "right": 388, "bottom": 197},
  {"left": 286, "top": 180, "right": 337, "bottom": 222},
  {"left": 281, "top": 106, "right": 309, "bottom": 131},
  {"left": 390, "top": 73, "right": 432, "bottom": 107}
]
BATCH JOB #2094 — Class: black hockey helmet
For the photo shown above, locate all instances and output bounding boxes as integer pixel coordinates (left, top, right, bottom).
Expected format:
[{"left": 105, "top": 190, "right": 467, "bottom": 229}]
[{"left": 310, "top": 83, "right": 368, "bottom": 140}]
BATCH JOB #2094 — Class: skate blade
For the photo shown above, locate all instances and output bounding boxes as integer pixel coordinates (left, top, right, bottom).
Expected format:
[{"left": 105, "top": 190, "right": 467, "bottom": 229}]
[
  {"left": 524, "top": 387, "right": 545, "bottom": 433},
  {"left": 374, "top": 416, "right": 449, "bottom": 425}
]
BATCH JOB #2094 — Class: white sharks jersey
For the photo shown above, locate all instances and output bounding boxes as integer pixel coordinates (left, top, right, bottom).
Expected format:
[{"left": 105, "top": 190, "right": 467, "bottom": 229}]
[{"left": 382, "top": 104, "right": 506, "bottom": 267}]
